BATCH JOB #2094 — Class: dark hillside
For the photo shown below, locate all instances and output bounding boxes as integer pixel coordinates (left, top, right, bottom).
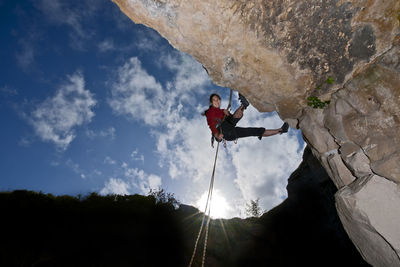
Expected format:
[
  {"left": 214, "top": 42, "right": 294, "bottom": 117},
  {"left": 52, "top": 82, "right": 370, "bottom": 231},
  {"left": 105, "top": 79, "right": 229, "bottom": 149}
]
[
  {"left": 0, "top": 147, "right": 369, "bottom": 266},
  {"left": 0, "top": 192, "right": 184, "bottom": 266}
]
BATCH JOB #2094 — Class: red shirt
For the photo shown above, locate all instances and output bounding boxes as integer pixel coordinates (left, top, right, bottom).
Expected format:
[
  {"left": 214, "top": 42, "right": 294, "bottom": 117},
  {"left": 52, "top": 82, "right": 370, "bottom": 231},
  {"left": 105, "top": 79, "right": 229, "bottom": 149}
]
[{"left": 206, "top": 106, "right": 224, "bottom": 135}]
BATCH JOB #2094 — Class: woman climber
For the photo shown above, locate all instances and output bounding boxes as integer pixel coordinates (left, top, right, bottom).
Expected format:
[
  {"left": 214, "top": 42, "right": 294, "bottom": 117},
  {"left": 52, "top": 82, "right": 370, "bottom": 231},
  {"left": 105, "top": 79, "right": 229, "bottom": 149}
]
[{"left": 204, "top": 93, "right": 289, "bottom": 142}]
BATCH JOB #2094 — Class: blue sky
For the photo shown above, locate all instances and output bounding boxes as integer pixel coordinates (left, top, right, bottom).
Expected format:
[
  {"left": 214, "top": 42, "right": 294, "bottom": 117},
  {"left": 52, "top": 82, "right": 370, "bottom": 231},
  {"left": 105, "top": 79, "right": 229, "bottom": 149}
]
[{"left": 0, "top": 0, "right": 305, "bottom": 218}]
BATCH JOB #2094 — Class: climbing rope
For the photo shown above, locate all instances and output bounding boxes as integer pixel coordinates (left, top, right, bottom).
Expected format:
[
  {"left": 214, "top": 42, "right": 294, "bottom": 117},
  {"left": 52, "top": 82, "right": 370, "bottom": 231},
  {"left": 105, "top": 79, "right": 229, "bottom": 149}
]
[
  {"left": 188, "top": 89, "right": 233, "bottom": 267},
  {"left": 227, "top": 88, "right": 233, "bottom": 111},
  {"left": 188, "top": 141, "right": 219, "bottom": 267},
  {"left": 201, "top": 163, "right": 216, "bottom": 267}
]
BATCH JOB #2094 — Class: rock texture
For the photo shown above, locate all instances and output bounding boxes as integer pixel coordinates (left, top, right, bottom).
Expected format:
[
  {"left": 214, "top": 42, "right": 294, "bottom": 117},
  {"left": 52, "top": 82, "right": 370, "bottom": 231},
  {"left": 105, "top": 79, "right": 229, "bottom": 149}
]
[
  {"left": 111, "top": 0, "right": 400, "bottom": 266},
  {"left": 336, "top": 175, "right": 400, "bottom": 267}
]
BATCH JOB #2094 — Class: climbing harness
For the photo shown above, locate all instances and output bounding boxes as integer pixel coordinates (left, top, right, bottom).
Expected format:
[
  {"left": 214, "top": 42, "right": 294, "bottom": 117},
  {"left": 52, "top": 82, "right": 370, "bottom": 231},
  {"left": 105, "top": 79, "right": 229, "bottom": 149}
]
[{"left": 188, "top": 89, "right": 233, "bottom": 267}]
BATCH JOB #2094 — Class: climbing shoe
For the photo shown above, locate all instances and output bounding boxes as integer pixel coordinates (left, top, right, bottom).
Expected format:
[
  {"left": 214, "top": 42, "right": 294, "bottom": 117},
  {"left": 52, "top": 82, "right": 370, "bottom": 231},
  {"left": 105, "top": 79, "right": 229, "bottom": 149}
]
[
  {"left": 280, "top": 122, "right": 289, "bottom": 134},
  {"left": 238, "top": 93, "right": 249, "bottom": 109}
]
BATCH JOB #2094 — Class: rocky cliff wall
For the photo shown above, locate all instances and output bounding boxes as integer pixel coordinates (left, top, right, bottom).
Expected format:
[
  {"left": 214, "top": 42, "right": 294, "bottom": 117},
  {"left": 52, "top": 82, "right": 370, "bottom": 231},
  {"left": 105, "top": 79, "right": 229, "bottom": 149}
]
[
  {"left": 111, "top": 0, "right": 400, "bottom": 266},
  {"left": 233, "top": 146, "right": 368, "bottom": 266}
]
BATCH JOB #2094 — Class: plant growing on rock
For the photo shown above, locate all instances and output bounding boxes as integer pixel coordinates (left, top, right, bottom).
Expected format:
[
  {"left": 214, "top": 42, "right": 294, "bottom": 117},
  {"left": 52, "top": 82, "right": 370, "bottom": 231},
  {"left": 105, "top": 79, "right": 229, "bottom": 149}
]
[{"left": 307, "top": 77, "right": 334, "bottom": 109}]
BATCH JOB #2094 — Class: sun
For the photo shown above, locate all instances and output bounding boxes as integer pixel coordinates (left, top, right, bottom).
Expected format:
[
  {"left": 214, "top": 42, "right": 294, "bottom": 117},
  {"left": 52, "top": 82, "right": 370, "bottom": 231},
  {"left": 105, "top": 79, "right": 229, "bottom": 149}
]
[{"left": 196, "top": 189, "right": 233, "bottom": 219}]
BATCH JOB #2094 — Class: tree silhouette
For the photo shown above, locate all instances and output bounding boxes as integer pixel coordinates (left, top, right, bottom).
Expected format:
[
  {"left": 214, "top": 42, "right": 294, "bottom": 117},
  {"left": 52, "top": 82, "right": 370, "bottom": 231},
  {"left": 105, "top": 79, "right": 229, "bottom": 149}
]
[{"left": 245, "top": 198, "right": 262, "bottom": 217}]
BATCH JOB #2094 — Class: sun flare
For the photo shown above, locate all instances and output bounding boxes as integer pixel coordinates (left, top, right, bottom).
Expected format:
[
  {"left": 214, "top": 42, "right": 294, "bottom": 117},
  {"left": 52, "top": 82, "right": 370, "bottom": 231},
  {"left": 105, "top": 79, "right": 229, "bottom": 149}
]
[{"left": 196, "top": 189, "right": 233, "bottom": 219}]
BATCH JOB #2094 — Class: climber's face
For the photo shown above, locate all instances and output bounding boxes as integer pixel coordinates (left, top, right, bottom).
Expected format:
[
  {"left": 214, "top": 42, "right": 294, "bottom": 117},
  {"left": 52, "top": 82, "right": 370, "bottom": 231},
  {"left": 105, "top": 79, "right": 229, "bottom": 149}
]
[{"left": 211, "top": 95, "right": 221, "bottom": 108}]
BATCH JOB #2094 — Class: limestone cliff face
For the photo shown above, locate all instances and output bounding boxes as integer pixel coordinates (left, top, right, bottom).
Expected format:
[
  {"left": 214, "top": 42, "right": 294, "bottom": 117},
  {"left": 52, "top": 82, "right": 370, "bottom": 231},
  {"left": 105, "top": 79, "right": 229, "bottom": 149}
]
[{"left": 111, "top": 0, "right": 400, "bottom": 266}]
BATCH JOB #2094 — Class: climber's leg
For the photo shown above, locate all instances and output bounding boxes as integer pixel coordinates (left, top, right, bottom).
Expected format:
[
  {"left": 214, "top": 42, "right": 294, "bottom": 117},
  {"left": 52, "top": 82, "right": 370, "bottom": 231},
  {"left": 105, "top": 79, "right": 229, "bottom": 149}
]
[
  {"left": 222, "top": 127, "right": 265, "bottom": 141},
  {"left": 259, "top": 123, "right": 289, "bottom": 139},
  {"left": 232, "top": 105, "right": 245, "bottom": 119},
  {"left": 238, "top": 94, "right": 249, "bottom": 109},
  {"left": 262, "top": 129, "right": 281, "bottom": 137}
]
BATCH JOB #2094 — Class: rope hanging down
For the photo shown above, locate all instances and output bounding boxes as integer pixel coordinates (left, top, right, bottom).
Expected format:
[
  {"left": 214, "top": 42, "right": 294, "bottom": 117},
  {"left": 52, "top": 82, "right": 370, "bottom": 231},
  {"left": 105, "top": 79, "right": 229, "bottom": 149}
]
[
  {"left": 188, "top": 141, "right": 219, "bottom": 267},
  {"left": 188, "top": 89, "right": 233, "bottom": 267}
]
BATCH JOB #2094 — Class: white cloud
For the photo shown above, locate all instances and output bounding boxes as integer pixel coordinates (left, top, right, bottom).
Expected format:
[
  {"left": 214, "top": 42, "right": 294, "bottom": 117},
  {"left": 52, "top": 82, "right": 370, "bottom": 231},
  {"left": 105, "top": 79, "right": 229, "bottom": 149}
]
[
  {"left": 109, "top": 54, "right": 217, "bottom": 183},
  {"left": 130, "top": 149, "right": 144, "bottom": 163},
  {"left": 229, "top": 108, "right": 305, "bottom": 211},
  {"left": 96, "top": 29, "right": 163, "bottom": 54},
  {"left": 86, "top": 127, "right": 115, "bottom": 140},
  {"left": 135, "top": 29, "right": 163, "bottom": 52},
  {"left": 108, "top": 53, "right": 211, "bottom": 127},
  {"left": 18, "top": 136, "right": 33, "bottom": 147},
  {"left": 123, "top": 166, "right": 162, "bottom": 194},
  {"left": 148, "top": 174, "right": 162, "bottom": 191},
  {"left": 66, "top": 159, "right": 86, "bottom": 179},
  {"left": 109, "top": 57, "right": 165, "bottom": 126},
  {"left": 35, "top": 0, "right": 103, "bottom": 50},
  {"left": 98, "top": 30, "right": 163, "bottom": 54},
  {"left": 14, "top": 24, "right": 42, "bottom": 70},
  {"left": 36, "top": 0, "right": 85, "bottom": 38},
  {"left": 161, "top": 52, "right": 209, "bottom": 97},
  {"left": 16, "top": 40, "right": 35, "bottom": 70},
  {"left": 28, "top": 72, "right": 96, "bottom": 150},
  {"left": 0, "top": 85, "right": 18, "bottom": 96},
  {"left": 155, "top": 106, "right": 304, "bottom": 217},
  {"left": 109, "top": 52, "right": 304, "bottom": 218},
  {"left": 99, "top": 161, "right": 162, "bottom": 196},
  {"left": 50, "top": 161, "right": 60, "bottom": 167},
  {"left": 99, "top": 127, "right": 116, "bottom": 139},
  {"left": 93, "top": 169, "right": 102, "bottom": 176},
  {"left": 100, "top": 178, "right": 130, "bottom": 195},
  {"left": 104, "top": 156, "right": 116, "bottom": 165},
  {"left": 98, "top": 39, "right": 115, "bottom": 52},
  {"left": 51, "top": 158, "right": 102, "bottom": 180},
  {"left": 155, "top": 116, "right": 226, "bottom": 182}
]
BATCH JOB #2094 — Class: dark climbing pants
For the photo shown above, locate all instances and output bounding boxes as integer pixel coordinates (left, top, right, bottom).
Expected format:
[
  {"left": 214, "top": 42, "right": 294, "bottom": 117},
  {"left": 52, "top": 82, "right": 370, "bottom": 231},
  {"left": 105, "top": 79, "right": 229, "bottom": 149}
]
[{"left": 218, "top": 116, "right": 265, "bottom": 141}]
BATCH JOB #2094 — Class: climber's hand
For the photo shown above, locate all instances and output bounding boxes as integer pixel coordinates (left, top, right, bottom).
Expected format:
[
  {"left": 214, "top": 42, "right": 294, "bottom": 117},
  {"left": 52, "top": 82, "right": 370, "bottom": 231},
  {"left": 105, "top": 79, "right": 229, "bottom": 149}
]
[
  {"left": 215, "top": 133, "right": 224, "bottom": 141},
  {"left": 223, "top": 109, "right": 231, "bottom": 116}
]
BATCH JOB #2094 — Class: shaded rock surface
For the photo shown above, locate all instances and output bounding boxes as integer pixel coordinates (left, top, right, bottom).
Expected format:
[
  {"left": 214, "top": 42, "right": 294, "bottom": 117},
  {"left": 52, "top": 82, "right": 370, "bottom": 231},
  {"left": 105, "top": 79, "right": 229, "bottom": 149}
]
[
  {"left": 111, "top": 0, "right": 400, "bottom": 265},
  {"left": 231, "top": 146, "right": 369, "bottom": 267},
  {"left": 336, "top": 175, "right": 400, "bottom": 267}
]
